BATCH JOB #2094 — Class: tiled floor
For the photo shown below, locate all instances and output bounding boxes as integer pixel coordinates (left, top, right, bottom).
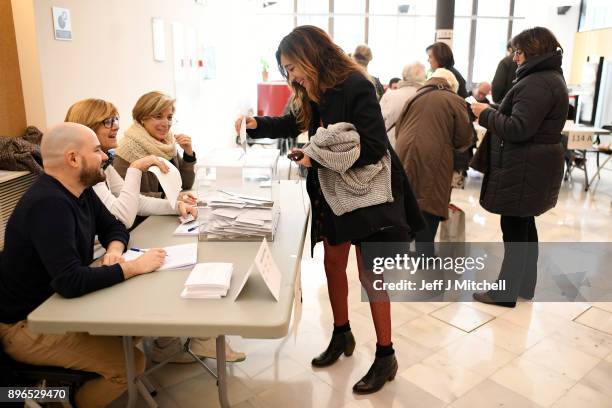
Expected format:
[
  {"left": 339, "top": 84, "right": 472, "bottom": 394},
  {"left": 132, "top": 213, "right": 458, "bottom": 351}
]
[{"left": 111, "top": 158, "right": 612, "bottom": 407}]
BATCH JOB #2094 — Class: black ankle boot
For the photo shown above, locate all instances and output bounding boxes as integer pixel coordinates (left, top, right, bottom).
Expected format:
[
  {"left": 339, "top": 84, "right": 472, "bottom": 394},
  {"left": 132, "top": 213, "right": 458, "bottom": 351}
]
[
  {"left": 311, "top": 330, "right": 355, "bottom": 367},
  {"left": 473, "top": 291, "right": 516, "bottom": 308},
  {"left": 352, "top": 354, "right": 398, "bottom": 394}
]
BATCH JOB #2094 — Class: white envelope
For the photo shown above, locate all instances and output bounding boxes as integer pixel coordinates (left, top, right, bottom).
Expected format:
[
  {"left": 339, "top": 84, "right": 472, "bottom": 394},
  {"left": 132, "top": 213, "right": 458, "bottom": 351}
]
[{"left": 148, "top": 157, "right": 182, "bottom": 208}]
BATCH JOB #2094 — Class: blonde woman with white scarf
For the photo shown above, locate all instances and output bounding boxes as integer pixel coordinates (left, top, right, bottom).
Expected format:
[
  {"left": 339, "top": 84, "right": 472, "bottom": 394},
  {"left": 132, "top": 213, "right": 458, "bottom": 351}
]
[{"left": 114, "top": 91, "right": 197, "bottom": 203}]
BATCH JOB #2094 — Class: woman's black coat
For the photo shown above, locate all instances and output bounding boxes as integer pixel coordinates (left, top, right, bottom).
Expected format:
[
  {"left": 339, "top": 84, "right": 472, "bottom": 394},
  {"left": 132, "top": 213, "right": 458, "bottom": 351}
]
[
  {"left": 248, "top": 72, "right": 424, "bottom": 251},
  {"left": 478, "top": 51, "right": 568, "bottom": 217}
]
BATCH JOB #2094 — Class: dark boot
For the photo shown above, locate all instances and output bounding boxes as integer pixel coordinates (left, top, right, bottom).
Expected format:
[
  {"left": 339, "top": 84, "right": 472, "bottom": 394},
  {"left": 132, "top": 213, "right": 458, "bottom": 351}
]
[
  {"left": 311, "top": 330, "right": 355, "bottom": 367},
  {"left": 473, "top": 291, "right": 516, "bottom": 308},
  {"left": 352, "top": 354, "right": 398, "bottom": 394}
]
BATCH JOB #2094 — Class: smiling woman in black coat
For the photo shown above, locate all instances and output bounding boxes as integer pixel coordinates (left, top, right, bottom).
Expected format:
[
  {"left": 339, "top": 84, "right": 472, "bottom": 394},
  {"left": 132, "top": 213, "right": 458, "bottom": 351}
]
[
  {"left": 236, "top": 25, "right": 424, "bottom": 395},
  {"left": 471, "top": 27, "right": 568, "bottom": 307}
]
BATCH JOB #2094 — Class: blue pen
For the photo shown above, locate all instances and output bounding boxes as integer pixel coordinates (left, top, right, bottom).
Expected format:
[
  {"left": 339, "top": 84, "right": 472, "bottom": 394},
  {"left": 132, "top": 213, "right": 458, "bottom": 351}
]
[
  {"left": 187, "top": 225, "right": 199, "bottom": 232},
  {"left": 129, "top": 247, "right": 145, "bottom": 252}
]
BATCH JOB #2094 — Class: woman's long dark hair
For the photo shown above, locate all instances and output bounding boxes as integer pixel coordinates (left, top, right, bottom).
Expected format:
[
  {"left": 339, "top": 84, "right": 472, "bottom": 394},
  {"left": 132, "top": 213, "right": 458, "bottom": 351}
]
[{"left": 276, "top": 25, "right": 364, "bottom": 131}]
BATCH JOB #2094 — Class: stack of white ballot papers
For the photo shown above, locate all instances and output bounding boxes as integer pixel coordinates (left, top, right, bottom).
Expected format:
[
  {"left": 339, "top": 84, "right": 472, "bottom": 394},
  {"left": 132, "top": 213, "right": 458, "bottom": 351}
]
[
  {"left": 200, "top": 190, "right": 279, "bottom": 241},
  {"left": 181, "top": 263, "right": 233, "bottom": 299},
  {"left": 123, "top": 243, "right": 197, "bottom": 271}
]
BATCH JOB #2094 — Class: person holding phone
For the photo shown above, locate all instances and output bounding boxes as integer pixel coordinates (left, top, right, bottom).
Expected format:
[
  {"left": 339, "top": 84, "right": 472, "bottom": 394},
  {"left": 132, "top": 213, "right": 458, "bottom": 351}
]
[
  {"left": 236, "top": 25, "right": 423, "bottom": 394},
  {"left": 471, "top": 27, "right": 568, "bottom": 307}
]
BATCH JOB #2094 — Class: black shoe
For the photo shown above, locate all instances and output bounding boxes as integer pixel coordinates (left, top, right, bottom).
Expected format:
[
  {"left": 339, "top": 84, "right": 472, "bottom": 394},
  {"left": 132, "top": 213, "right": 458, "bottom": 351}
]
[
  {"left": 352, "top": 354, "right": 398, "bottom": 394},
  {"left": 311, "top": 330, "right": 355, "bottom": 367},
  {"left": 472, "top": 292, "right": 516, "bottom": 308}
]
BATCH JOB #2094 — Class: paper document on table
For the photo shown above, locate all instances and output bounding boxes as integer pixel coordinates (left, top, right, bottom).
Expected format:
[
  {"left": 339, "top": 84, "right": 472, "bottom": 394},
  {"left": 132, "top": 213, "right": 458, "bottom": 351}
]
[
  {"left": 181, "top": 262, "right": 233, "bottom": 299},
  {"left": 173, "top": 220, "right": 200, "bottom": 236},
  {"left": 148, "top": 157, "right": 182, "bottom": 208},
  {"left": 212, "top": 208, "right": 243, "bottom": 219},
  {"left": 124, "top": 243, "right": 197, "bottom": 271},
  {"left": 241, "top": 209, "right": 273, "bottom": 221},
  {"left": 218, "top": 190, "right": 273, "bottom": 203}
]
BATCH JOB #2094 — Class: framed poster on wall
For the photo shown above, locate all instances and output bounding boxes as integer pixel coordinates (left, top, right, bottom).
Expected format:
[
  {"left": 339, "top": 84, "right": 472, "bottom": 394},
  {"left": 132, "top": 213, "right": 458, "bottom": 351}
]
[
  {"left": 52, "top": 7, "right": 72, "bottom": 41},
  {"left": 152, "top": 18, "right": 166, "bottom": 61}
]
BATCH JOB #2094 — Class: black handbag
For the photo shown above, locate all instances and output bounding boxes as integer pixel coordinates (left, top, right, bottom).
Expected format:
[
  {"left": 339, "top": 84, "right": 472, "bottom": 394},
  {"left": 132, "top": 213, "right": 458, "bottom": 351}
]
[{"left": 469, "top": 131, "right": 490, "bottom": 174}]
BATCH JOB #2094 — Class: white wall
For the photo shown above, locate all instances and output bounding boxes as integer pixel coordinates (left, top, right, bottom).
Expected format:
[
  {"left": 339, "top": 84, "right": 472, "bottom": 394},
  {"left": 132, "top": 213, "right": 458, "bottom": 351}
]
[
  {"left": 26, "top": 0, "right": 208, "bottom": 140},
  {"left": 520, "top": 0, "right": 581, "bottom": 81}
]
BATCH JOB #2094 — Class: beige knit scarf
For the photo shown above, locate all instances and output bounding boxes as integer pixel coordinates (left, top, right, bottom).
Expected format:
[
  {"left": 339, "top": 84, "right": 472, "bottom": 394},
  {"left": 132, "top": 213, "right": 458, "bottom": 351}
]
[{"left": 116, "top": 122, "right": 177, "bottom": 163}]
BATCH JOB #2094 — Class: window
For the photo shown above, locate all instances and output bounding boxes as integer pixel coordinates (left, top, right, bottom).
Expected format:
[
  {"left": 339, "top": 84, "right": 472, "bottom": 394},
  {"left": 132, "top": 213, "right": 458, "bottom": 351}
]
[
  {"left": 248, "top": 0, "right": 526, "bottom": 86},
  {"left": 473, "top": 18, "right": 510, "bottom": 84},
  {"left": 333, "top": 0, "right": 365, "bottom": 53},
  {"left": 297, "top": 0, "right": 328, "bottom": 31}
]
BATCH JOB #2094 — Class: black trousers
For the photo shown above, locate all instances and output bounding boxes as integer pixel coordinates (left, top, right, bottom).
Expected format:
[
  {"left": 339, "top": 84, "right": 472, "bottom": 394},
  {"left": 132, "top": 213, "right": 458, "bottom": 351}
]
[
  {"left": 415, "top": 211, "right": 441, "bottom": 257},
  {"left": 494, "top": 215, "right": 539, "bottom": 301}
]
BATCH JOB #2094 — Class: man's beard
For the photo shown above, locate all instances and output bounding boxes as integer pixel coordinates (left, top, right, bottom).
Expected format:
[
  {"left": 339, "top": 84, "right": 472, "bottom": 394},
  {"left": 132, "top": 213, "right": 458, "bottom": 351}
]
[{"left": 79, "top": 157, "right": 106, "bottom": 187}]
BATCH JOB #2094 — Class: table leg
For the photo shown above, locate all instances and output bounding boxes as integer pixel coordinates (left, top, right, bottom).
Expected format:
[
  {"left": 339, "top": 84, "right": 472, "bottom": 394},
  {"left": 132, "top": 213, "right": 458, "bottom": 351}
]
[
  {"left": 123, "top": 336, "right": 138, "bottom": 408},
  {"left": 589, "top": 155, "right": 612, "bottom": 187},
  {"left": 216, "top": 335, "right": 230, "bottom": 408}
]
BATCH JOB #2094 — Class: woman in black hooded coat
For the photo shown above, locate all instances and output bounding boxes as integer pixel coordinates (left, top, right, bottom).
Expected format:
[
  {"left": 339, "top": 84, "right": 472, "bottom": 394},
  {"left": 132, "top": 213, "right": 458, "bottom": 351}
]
[{"left": 471, "top": 27, "right": 568, "bottom": 307}]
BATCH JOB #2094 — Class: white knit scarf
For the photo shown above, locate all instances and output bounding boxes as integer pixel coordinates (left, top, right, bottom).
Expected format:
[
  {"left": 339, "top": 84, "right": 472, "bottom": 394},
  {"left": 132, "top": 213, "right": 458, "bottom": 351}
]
[{"left": 116, "top": 122, "right": 177, "bottom": 163}]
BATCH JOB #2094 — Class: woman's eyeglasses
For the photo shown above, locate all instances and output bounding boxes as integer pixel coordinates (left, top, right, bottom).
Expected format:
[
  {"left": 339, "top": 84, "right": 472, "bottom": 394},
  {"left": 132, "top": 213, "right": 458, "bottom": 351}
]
[{"left": 101, "top": 116, "right": 120, "bottom": 129}]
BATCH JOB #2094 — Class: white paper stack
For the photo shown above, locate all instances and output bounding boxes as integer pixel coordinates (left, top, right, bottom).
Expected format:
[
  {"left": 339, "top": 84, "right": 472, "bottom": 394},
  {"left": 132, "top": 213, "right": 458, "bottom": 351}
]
[
  {"left": 200, "top": 190, "right": 278, "bottom": 241},
  {"left": 180, "top": 263, "right": 233, "bottom": 299},
  {"left": 123, "top": 243, "right": 198, "bottom": 271}
]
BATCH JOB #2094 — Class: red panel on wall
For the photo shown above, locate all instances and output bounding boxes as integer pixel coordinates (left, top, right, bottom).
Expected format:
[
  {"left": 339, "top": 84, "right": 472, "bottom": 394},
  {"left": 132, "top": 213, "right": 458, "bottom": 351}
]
[{"left": 257, "top": 82, "right": 291, "bottom": 117}]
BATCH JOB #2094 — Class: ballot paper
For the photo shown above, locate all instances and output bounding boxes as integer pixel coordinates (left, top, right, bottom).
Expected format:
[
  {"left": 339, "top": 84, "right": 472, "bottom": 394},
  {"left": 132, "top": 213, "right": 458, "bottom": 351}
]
[
  {"left": 465, "top": 95, "right": 477, "bottom": 105},
  {"left": 180, "top": 263, "right": 233, "bottom": 299},
  {"left": 179, "top": 214, "right": 195, "bottom": 224},
  {"left": 148, "top": 157, "right": 182, "bottom": 208},
  {"left": 124, "top": 243, "right": 197, "bottom": 271},
  {"left": 173, "top": 220, "right": 200, "bottom": 236},
  {"left": 234, "top": 238, "right": 281, "bottom": 301},
  {"left": 199, "top": 190, "right": 278, "bottom": 241}
]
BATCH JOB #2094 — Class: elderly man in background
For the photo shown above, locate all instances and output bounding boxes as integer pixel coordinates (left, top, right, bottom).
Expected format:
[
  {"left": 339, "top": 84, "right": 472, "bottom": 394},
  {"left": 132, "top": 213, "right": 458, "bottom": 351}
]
[
  {"left": 380, "top": 62, "right": 427, "bottom": 146},
  {"left": 394, "top": 69, "right": 474, "bottom": 256},
  {"left": 471, "top": 81, "right": 492, "bottom": 103},
  {"left": 0, "top": 123, "right": 166, "bottom": 407}
]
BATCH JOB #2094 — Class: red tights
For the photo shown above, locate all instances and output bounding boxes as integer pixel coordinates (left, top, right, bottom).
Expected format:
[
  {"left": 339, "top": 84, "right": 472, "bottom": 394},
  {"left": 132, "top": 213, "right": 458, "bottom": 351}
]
[{"left": 322, "top": 239, "right": 391, "bottom": 346}]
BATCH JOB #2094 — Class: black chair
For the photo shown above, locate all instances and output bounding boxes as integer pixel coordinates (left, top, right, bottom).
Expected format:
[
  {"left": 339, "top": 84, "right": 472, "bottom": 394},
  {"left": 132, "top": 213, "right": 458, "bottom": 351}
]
[
  {"left": 1, "top": 342, "right": 99, "bottom": 407},
  {"left": 0, "top": 250, "right": 98, "bottom": 406}
]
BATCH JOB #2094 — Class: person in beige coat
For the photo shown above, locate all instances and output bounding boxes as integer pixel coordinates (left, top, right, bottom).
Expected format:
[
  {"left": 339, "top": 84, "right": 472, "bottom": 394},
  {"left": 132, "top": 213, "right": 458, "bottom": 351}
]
[
  {"left": 394, "top": 68, "right": 473, "bottom": 256},
  {"left": 379, "top": 62, "right": 426, "bottom": 146},
  {"left": 114, "top": 91, "right": 196, "bottom": 201}
]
